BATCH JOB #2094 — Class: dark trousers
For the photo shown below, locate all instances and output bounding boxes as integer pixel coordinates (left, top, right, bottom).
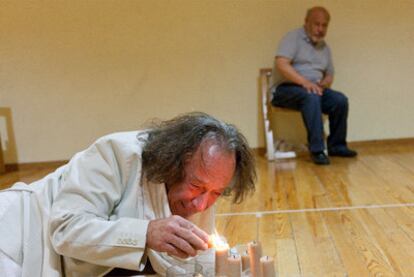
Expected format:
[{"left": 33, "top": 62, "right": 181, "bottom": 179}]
[{"left": 272, "top": 83, "right": 349, "bottom": 153}]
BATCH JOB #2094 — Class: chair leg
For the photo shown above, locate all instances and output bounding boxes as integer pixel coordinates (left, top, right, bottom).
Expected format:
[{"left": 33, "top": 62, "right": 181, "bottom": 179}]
[
  {"left": 274, "top": 149, "right": 297, "bottom": 159},
  {"left": 265, "top": 129, "right": 275, "bottom": 161},
  {"left": 265, "top": 129, "right": 296, "bottom": 160}
]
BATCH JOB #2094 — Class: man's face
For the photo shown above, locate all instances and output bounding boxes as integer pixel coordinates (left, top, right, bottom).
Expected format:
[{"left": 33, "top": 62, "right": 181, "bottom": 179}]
[
  {"left": 166, "top": 141, "right": 236, "bottom": 218},
  {"left": 304, "top": 10, "right": 330, "bottom": 44}
]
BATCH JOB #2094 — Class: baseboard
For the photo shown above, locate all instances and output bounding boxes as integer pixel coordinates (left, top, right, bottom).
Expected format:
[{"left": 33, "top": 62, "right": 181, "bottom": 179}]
[
  {"left": 254, "top": 137, "right": 414, "bottom": 157},
  {"left": 4, "top": 160, "right": 68, "bottom": 172},
  {"left": 3, "top": 137, "right": 414, "bottom": 171},
  {"left": 252, "top": 147, "right": 266, "bottom": 156},
  {"left": 348, "top": 137, "right": 414, "bottom": 147}
]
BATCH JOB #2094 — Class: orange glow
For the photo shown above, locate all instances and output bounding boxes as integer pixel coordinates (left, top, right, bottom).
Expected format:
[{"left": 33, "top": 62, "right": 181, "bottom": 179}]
[{"left": 209, "top": 230, "right": 229, "bottom": 250}]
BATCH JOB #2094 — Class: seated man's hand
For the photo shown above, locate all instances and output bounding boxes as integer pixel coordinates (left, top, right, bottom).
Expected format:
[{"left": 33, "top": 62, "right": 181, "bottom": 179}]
[
  {"left": 302, "top": 80, "right": 323, "bottom": 95},
  {"left": 146, "top": 215, "right": 209, "bottom": 259},
  {"left": 317, "top": 74, "right": 333, "bottom": 89}
]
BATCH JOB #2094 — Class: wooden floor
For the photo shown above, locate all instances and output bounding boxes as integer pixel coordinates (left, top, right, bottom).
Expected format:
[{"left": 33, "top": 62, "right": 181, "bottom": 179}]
[
  {"left": 1, "top": 140, "right": 413, "bottom": 276},
  {"left": 217, "top": 140, "right": 414, "bottom": 277}
]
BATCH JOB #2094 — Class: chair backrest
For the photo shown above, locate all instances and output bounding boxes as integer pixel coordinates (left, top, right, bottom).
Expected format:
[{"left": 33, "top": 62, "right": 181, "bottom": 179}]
[
  {"left": 259, "top": 68, "right": 275, "bottom": 159},
  {"left": 259, "top": 68, "right": 273, "bottom": 122}
]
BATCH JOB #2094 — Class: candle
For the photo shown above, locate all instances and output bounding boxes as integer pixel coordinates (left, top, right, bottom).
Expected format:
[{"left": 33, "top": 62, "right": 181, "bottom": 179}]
[
  {"left": 241, "top": 250, "right": 250, "bottom": 272},
  {"left": 260, "top": 256, "right": 275, "bottom": 277},
  {"left": 211, "top": 234, "right": 229, "bottom": 276},
  {"left": 215, "top": 246, "right": 228, "bottom": 276},
  {"left": 247, "top": 241, "right": 262, "bottom": 277},
  {"left": 226, "top": 254, "right": 242, "bottom": 277}
]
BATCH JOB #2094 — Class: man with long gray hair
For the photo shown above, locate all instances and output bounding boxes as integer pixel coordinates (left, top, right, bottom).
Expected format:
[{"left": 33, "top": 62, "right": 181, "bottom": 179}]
[{"left": 0, "top": 112, "right": 256, "bottom": 276}]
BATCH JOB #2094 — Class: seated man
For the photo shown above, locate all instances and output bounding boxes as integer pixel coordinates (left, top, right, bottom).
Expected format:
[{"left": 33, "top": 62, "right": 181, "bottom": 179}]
[
  {"left": 0, "top": 112, "right": 256, "bottom": 276},
  {"left": 270, "top": 6, "right": 357, "bottom": 165}
]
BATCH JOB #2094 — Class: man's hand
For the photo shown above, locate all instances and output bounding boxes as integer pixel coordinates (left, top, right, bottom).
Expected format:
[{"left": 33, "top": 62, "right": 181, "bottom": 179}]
[
  {"left": 146, "top": 215, "right": 209, "bottom": 259},
  {"left": 276, "top": 57, "right": 323, "bottom": 95},
  {"left": 301, "top": 80, "right": 323, "bottom": 95},
  {"left": 317, "top": 74, "right": 333, "bottom": 89}
]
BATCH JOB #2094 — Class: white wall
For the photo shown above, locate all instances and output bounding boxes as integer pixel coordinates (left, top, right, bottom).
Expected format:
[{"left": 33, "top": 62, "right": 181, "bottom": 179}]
[{"left": 1, "top": 0, "right": 414, "bottom": 163}]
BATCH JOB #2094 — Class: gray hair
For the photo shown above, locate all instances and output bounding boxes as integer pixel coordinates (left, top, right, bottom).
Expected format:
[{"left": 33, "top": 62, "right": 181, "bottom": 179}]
[{"left": 141, "top": 112, "right": 256, "bottom": 203}]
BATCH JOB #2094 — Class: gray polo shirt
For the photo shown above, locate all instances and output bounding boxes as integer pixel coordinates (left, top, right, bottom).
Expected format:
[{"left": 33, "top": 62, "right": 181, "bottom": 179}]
[{"left": 271, "top": 27, "right": 334, "bottom": 90}]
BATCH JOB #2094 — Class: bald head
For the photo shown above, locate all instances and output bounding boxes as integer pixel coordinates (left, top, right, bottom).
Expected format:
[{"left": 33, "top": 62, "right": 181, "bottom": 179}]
[
  {"left": 306, "top": 6, "right": 330, "bottom": 22},
  {"left": 304, "top": 6, "right": 330, "bottom": 44}
]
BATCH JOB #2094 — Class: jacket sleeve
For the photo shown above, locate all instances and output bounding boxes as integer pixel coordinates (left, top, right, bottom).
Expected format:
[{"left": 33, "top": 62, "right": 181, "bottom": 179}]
[{"left": 49, "top": 134, "right": 149, "bottom": 270}]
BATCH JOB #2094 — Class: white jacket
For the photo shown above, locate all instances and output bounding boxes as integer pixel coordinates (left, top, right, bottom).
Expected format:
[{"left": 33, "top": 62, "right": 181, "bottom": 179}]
[{"left": 0, "top": 131, "right": 214, "bottom": 276}]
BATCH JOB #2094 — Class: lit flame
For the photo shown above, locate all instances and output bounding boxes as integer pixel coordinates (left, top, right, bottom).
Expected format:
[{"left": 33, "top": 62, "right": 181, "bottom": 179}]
[{"left": 209, "top": 230, "right": 229, "bottom": 250}]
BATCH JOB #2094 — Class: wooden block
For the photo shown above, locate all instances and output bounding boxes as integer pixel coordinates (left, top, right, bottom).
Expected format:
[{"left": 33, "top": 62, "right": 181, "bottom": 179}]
[{"left": 0, "top": 134, "right": 5, "bottom": 174}]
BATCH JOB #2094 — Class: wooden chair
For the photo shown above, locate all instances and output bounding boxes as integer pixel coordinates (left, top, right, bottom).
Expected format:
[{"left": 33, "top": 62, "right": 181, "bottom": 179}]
[{"left": 260, "top": 68, "right": 297, "bottom": 160}]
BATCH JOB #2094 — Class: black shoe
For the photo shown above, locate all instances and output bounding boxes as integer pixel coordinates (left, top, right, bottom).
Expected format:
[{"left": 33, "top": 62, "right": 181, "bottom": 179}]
[
  {"left": 311, "top": 152, "right": 330, "bottom": 165},
  {"left": 328, "top": 148, "right": 358, "bottom": 157}
]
